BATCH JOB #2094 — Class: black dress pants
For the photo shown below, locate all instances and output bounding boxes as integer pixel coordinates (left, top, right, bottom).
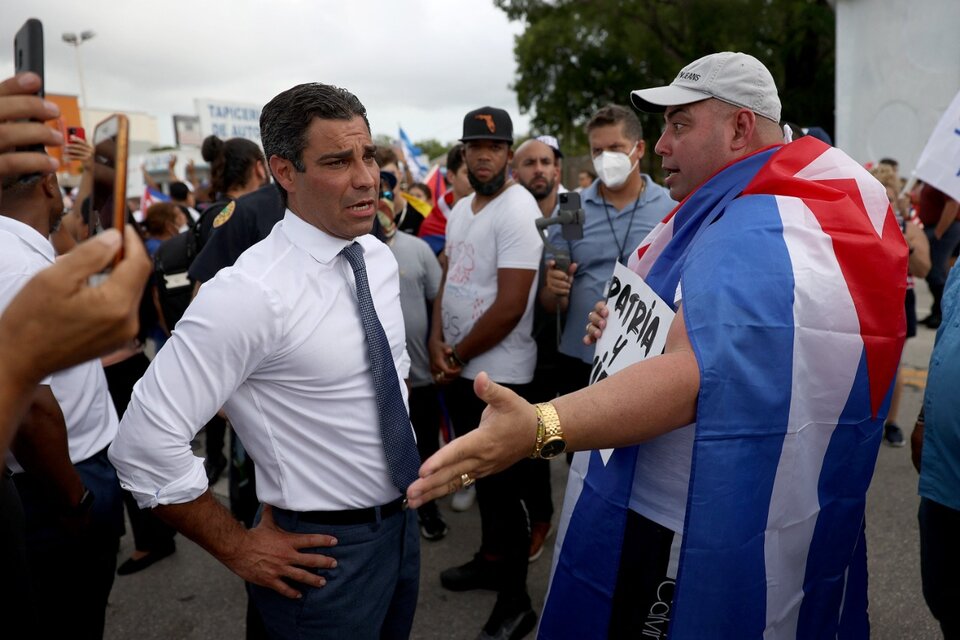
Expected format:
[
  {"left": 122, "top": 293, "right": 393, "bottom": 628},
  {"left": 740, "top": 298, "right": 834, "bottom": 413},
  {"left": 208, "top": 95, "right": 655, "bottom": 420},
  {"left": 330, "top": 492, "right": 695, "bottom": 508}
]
[{"left": 446, "top": 376, "right": 532, "bottom": 601}]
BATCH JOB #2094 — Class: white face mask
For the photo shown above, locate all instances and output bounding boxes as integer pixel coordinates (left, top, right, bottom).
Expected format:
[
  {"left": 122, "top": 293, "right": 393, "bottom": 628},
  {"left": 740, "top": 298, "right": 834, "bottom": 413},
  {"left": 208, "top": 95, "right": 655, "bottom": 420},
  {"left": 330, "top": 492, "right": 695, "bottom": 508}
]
[{"left": 593, "top": 143, "right": 638, "bottom": 190}]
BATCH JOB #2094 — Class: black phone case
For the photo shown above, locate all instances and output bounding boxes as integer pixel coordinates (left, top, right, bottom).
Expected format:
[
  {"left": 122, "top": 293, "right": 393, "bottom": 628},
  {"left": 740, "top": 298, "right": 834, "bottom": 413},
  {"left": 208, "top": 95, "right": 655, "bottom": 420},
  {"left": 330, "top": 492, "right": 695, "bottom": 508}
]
[{"left": 14, "top": 19, "right": 44, "bottom": 98}]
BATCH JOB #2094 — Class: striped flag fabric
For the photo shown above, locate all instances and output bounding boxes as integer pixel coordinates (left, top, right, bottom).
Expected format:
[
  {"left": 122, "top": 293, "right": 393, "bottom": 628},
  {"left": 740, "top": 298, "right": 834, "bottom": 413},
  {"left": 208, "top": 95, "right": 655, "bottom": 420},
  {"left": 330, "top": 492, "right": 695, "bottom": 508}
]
[
  {"left": 142, "top": 186, "right": 170, "bottom": 211},
  {"left": 417, "top": 189, "right": 454, "bottom": 256},
  {"left": 424, "top": 163, "right": 447, "bottom": 209},
  {"left": 541, "top": 136, "right": 907, "bottom": 639},
  {"left": 398, "top": 127, "right": 429, "bottom": 183},
  {"left": 400, "top": 191, "right": 433, "bottom": 219}
]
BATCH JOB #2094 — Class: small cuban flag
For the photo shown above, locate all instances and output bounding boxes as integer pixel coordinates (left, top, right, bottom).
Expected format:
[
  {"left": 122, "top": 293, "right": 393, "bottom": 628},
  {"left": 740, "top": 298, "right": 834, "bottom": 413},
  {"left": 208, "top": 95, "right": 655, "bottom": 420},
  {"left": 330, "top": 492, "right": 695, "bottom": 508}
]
[{"left": 133, "top": 186, "right": 170, "bottom": 223}]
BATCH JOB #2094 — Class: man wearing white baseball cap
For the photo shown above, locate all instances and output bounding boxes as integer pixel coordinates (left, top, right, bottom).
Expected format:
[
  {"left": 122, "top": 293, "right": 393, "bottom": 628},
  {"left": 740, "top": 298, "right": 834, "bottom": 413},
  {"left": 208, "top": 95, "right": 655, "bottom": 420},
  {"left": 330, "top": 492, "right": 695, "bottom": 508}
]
[
  {"left": 630, "top": 51, "right": 785, "bottom": 203},
  {"left": 407, "top": 51, "right": 908, "bottom": 639}
]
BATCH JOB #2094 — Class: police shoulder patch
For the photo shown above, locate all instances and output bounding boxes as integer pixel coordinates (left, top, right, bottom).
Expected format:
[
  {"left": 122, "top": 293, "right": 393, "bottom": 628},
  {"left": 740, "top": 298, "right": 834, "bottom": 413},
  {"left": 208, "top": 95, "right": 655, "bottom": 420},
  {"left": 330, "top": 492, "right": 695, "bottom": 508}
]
[{"left": 212, "top": 201, "right": 236, "bottom": 228}]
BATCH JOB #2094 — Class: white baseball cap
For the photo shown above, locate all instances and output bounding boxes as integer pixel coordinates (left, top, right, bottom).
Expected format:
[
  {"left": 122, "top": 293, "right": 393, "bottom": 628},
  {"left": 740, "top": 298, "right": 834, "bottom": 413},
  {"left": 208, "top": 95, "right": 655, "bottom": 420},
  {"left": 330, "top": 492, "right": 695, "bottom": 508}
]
[{"left": 631, "top": 51, "right": 781, "bottom": 123}]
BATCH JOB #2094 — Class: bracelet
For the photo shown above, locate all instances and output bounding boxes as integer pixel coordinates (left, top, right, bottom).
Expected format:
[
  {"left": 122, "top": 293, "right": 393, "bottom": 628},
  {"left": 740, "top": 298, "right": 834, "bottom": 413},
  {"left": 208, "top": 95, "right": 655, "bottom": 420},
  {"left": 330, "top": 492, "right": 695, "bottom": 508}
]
[
  {"left": 530, "top": 405, "right": 546, "bottom": 458},
  {"left": 450, "top": 345, "right": 469, "bottom": 367}
]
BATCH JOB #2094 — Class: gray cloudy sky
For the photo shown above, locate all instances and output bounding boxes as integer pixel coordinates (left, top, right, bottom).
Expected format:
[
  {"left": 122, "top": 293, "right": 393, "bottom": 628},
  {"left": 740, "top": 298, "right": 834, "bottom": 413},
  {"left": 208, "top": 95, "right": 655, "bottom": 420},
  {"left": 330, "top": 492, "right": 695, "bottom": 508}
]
[{"left": 3, "top": 0, "right": 531, "bottom": 146}]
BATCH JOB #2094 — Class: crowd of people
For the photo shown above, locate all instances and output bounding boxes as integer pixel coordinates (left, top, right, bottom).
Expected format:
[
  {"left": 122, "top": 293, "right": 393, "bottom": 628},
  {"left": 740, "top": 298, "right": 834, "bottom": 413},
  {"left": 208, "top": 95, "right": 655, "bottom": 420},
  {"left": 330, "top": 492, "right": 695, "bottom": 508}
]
[{"left": 0, "top": 47, "right": 957, "bottom": 640}]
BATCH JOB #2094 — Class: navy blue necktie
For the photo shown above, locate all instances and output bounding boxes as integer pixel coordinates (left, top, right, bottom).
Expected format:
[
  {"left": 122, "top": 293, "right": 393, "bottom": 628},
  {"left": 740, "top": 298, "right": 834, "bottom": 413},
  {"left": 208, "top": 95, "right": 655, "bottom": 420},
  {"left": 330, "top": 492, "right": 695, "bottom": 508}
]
[{"left": 340, "top": 242, "right": 421, "bottom": 493}]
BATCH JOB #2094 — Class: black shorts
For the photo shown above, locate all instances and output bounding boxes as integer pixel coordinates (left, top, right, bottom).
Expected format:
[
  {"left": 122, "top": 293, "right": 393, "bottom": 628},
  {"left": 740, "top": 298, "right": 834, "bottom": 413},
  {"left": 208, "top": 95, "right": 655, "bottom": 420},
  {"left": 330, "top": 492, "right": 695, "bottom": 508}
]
[{"left": 609, "top": 510, "right": 680, "bottom": 639}]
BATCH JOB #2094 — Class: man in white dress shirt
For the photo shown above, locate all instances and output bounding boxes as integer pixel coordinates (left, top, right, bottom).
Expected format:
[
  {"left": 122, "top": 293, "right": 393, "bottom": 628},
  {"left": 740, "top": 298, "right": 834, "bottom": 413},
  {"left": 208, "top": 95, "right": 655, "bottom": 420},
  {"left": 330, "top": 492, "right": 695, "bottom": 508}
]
[{"left": 109, "top": 83, "right": 420, "bottom": 639}]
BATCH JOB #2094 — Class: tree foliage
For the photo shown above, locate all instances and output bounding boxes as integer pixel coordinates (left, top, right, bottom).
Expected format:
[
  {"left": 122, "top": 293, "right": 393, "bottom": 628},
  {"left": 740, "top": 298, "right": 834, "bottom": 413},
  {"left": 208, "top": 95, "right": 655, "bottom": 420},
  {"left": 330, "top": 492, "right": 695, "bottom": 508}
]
[{"left": 495, "top": 0, "right": 835, "bottom": 174}]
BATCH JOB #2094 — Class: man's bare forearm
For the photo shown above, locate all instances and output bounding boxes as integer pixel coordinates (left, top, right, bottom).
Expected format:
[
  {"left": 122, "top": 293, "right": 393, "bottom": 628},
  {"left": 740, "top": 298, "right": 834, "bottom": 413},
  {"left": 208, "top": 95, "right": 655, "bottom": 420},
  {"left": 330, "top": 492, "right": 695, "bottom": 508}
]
[
  {"left": 10, "top": 386, "right": 84, "bottom": 507},
  {"left": 155, "top": 490, "right": 248, "bottom": 564},
  {"left": 935, "top": 200, "right": 959, "bottom": 238},
  {"left": 456, "top": 268, "right": 536, "bottom": 362},
  {"left": 457, "top": 299, "right": 526, "bottom": 361}
]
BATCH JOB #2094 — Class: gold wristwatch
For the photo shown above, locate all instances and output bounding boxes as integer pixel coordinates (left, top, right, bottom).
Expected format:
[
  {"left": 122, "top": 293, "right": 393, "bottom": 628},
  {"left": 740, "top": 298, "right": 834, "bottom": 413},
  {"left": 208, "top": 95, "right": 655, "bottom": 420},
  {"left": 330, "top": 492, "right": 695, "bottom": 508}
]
[{"left": 532, "top": 402, "right": 566, "bottom": 459}]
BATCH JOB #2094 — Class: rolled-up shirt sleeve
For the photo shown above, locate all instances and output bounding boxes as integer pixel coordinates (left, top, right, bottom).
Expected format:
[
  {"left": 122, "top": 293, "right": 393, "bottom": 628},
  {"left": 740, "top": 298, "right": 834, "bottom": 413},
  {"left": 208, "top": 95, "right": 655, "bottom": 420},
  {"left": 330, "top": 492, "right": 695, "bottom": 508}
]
[{"left": 109, "top": 270, "right": 282, "bottom": 508}]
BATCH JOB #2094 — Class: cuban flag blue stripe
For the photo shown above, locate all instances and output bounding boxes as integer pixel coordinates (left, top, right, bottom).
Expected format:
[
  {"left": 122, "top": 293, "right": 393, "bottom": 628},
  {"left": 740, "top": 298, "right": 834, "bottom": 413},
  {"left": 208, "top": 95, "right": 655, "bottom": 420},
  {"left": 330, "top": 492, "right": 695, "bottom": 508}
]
[
  {"left": 671, "top": 194, "right": 797, "bottom": 638},
  {"left": 796, "top": 352, "right": 885, "bottom": 638},
  {"left": 539, "top": 447, "right": 636, "bottom": 638}
]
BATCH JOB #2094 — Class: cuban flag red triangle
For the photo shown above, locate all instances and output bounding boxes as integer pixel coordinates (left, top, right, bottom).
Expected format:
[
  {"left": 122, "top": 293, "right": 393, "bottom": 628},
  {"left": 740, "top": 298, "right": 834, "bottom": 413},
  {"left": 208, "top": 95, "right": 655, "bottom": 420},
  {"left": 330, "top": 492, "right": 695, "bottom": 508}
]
[{"left": 742, "top": 136, "right": 908, "bottom": 416}]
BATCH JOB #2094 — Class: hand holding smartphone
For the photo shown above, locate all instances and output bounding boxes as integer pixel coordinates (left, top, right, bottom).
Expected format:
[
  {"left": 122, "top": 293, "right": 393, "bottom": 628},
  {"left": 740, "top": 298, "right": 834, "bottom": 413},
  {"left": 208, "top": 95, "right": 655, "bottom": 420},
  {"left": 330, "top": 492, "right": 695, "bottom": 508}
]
[
  {"left": 14, "top": 19, "right": 45, "bottom": 155},
  {"left": 64, "top": 126, "right": 92, "bottom": 165},
  {"left": 90, "top": 114, "right": 130, "bottom": 264}
]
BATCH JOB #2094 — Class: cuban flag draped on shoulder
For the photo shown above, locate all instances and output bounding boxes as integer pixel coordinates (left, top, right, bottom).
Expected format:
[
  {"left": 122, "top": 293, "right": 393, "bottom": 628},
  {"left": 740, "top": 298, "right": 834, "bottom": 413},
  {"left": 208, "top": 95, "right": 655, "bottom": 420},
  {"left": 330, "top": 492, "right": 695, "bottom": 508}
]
[
  {"left": 399, "top": 127, "right": 429, "bottom": 183},
  {"left": 540, "top": 136, "right": 907, "bottom": 639}
]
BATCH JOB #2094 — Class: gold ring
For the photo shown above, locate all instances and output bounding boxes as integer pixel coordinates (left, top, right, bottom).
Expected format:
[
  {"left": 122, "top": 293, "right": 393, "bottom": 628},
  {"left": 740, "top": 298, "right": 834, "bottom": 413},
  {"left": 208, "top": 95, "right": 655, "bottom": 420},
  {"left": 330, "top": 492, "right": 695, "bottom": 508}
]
[
  {"left": 460, "top": 472, "right": 475, "bottom": 488},
  {"left": 435, "top": 372, "right": 444, "bottom": 382}
]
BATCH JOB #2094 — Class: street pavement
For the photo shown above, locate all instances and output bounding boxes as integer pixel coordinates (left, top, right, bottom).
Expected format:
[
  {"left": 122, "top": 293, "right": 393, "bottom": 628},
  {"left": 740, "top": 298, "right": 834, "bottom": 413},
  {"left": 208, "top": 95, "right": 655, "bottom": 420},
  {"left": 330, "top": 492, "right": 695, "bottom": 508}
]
[{"left": 104, "top": 284, "right": 944, "bottom": 640}]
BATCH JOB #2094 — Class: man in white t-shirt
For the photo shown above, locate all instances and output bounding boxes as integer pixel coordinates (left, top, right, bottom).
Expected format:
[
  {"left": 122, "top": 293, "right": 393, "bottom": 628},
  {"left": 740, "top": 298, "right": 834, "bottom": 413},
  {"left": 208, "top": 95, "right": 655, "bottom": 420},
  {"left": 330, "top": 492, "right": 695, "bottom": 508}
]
[
  {"left": 429, "top": 106, "right": 542, "bottom": 640},
  {"left": 0, "top": 171, "right": 124, "bottom": 638}
]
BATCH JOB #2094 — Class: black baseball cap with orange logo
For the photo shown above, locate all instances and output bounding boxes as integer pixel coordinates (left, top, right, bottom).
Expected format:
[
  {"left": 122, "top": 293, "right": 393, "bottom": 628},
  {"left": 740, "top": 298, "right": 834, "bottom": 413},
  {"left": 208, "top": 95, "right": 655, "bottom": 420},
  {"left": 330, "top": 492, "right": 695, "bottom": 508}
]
[{"left": 460, "top": 106, "right": 513, "bottom": 144}]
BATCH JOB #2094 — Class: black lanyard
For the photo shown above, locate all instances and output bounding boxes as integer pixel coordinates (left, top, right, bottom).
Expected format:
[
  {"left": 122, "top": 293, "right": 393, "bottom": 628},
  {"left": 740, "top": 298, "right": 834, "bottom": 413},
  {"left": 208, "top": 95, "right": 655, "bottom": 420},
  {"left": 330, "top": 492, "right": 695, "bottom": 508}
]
[{"left": 600, "top": 191, "right": 642, "bottom": 265}]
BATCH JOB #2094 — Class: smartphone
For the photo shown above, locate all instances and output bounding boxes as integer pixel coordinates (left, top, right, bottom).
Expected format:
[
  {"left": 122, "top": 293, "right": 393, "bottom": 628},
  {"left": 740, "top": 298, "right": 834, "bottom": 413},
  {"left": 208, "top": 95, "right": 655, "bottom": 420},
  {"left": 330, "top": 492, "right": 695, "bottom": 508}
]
[
  {"left": 14, "top": 19, "right": 44, "bottom": 154},
  {"left": 14, "top": 19, "right": 43, "bottom": 95},
  {"left": 558, "top": 191, "right": 584, "bottom": 240},
  {"left": 67, "top": 126, "right": 86, "bottom": 141},
  {"left": 90, "top": 114, "right": 130, "bottom": 260}
]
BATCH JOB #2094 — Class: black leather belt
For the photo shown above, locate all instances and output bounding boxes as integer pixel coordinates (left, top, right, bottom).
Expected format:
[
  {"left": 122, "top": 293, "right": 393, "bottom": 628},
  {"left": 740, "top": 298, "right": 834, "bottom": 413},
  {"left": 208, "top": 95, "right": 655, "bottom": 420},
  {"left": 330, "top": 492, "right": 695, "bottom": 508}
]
[{"left": 297, "top": 496, "right": 407, "bottom": 526}]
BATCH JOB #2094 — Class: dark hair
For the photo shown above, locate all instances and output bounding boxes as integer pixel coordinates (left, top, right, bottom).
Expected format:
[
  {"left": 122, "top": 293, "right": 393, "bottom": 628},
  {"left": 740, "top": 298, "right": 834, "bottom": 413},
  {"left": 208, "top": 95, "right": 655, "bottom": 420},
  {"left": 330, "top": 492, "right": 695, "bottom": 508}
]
[
  {"left": 376, "top": 147, "right": 399, "bottom": 168},
  {"left": 201, "top": 135, "right": 265, "bottom": 198},
  {"left": 878, "top": 157, "right": 899, "bottom": 170},
  {"left": 169, "top": 181, "right": 190, "bottom": 201},
  {"left": 446, "top": 143, "right": 465, "bottom": 175},
  {"left": 410, "top": 182, "right": 432, "bottom": 201},
  {"left": 260, "top": 83, "right": 370, "bottom": 206},
  {"left": 143, "top": 202, "right": 180, "bottom": 237},
  {"left": 586, "top": 104, "right": 643, "bottom": 142},
  {"left": 579, "top": 168, "right": 597, "bottom": 180}
]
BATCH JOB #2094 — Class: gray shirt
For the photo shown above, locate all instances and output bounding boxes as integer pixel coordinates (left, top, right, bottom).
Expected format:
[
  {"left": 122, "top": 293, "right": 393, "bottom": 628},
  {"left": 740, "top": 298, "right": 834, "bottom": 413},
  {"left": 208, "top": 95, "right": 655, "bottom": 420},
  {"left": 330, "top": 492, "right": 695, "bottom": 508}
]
[{"left": 389, "top": 231, "right": 442, "bottom": 387}]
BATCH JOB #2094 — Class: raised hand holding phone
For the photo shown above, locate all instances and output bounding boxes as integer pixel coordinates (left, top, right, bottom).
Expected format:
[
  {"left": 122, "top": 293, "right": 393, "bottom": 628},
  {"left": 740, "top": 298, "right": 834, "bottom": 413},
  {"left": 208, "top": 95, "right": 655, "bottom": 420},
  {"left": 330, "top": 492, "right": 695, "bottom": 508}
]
[{"left": 89, "top": 114, "right": 130, "bottom": 264}]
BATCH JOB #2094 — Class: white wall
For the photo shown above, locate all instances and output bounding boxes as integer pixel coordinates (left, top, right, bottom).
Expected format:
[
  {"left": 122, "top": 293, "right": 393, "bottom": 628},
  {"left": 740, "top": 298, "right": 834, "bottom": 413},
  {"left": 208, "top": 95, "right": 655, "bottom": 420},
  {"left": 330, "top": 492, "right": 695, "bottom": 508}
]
[{"left": 835, "top": 0, "right": 960, "bottom": 175}]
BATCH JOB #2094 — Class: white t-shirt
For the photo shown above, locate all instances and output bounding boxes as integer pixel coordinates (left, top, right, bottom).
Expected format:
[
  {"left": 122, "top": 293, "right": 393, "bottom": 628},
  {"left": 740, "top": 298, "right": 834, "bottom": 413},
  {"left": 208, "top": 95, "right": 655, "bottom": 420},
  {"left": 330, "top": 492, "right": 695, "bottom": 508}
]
[
  {"left": 0, "top": 217, "right": 118, "bottom": 472},
  {"left": 443, "top": 184, "right": 542, "bottom": 383},
  {"left": 627, "top": 282, "right": 693, "bottom": 533}
]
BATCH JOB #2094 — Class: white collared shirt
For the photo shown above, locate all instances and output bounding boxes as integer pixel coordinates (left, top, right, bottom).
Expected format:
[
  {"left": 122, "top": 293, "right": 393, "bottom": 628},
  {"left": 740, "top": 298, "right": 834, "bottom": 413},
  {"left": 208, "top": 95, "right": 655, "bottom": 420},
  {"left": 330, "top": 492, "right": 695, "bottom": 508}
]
[
  {"left": 110, "top": 210, "right": 412, "bottom": 511},
  {"left": 0, "top": 216, "right": 118, "bottom": 471}
]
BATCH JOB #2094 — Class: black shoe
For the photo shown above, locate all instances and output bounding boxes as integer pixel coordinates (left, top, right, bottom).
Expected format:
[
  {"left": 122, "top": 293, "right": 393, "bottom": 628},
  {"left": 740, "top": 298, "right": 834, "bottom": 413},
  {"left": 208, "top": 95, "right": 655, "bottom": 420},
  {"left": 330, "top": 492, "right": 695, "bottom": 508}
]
[
  {"left": 419, "top": 510, "right": 449, "bottom": 541},
  {"left": 205, "top": 456, "right": 228, "bottom": 484},
  {"left": 477, "top": 597, "right": 537, "bottom": 640},
  {"left": 922, "top": 314, "right": 942, "bottom": 329},
  {"left": 117, "top": 541, "right": 176, "bottom": 576},
  {"left": 440, "top": 554, "right": 502, "bottom": 592},
  {"left": 884, "top": 423, "right": 905, "bottom": 448}
]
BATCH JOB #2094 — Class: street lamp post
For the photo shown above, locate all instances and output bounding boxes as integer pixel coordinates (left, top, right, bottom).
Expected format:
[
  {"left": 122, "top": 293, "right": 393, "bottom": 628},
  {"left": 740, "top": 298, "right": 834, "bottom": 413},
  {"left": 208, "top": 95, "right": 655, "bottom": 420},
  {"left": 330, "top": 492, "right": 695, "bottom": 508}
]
[{"left": 62, "top": 30, "right": 95, "bottom": 109}]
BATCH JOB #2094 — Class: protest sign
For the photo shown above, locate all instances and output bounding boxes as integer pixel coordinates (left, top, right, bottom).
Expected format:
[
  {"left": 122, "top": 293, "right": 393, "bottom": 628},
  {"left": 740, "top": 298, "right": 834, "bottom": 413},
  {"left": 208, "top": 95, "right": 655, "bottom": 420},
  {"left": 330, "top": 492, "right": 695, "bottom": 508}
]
[{"left": 590, "top": 262, "right": 675, "bottom": 464}]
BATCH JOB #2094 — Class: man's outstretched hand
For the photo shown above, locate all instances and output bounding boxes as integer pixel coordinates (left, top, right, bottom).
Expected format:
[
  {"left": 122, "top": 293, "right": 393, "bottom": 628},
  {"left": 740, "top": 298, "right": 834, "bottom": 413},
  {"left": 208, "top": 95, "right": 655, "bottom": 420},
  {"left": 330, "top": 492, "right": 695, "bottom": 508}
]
[{"left": 407, "top": 372, "right": 537, "bottom": 508}]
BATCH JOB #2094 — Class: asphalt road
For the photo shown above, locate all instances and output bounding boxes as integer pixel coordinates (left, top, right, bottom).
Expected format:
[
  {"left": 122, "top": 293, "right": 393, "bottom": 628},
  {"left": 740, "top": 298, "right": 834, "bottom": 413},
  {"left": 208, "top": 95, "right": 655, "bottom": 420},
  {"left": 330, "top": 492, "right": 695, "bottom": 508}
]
[{"left": 104, "top": 285, "right": 944, "bottom": 640}]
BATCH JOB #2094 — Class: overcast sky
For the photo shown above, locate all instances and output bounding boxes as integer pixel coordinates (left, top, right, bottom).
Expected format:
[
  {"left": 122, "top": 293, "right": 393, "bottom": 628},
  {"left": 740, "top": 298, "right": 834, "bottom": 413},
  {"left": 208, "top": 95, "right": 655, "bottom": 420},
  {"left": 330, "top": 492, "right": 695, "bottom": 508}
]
[{"left": 3, "top": 0, "right": 532, "bottom": 147}]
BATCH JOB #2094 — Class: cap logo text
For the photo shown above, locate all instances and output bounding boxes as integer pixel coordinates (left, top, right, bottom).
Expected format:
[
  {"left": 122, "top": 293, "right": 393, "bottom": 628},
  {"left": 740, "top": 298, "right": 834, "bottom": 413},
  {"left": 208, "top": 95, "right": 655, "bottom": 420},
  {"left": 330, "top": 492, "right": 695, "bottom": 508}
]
[
  {"left": 677, "top": 71, "right": 701, "bottom": 82},
  {"left": 475, "top": 114, "right": 496, "bottom": 133}
]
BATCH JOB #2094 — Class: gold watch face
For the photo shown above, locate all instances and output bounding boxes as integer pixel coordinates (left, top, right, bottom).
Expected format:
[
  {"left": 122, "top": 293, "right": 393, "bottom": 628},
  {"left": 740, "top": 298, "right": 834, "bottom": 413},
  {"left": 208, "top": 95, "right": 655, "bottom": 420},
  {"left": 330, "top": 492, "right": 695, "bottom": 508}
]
[{"left": 540, "top": 438, "right": 566, "bottom": 459}]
